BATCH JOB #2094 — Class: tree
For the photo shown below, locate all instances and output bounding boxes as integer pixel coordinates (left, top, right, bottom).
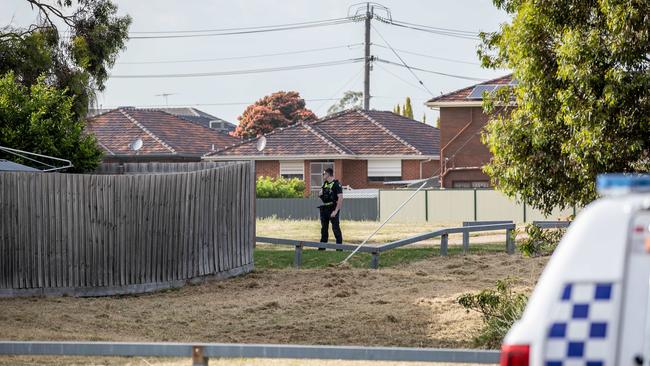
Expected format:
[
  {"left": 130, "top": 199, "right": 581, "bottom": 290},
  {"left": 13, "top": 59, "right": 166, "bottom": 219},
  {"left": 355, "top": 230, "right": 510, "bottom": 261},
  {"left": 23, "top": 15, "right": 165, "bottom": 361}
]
[
  {"left": 0, "top": 0, "right": 131, "bottom": 172},
  {"left": 394, "top": 104, "right": 401, "bottom": 115},
  {"left": 327, "top": 90, "right": 362, "bottom": 115},
  {"left": 479, "top": 0, "right": 650, "bottom": 214},
  {"left": 1, "top": 0, "right": 132, "bottom": 118},
  {"left": 403, "top": 97, "right": 414, "bottom": 119},
  {"left": 0, "top": 72, "right": 102, "bottom": 172},
  {"left": 232, "top": 91, "right": 317, "bottom": 138},
  {"left": 422, "top": 113, "right": 426, "bottom": 124}
]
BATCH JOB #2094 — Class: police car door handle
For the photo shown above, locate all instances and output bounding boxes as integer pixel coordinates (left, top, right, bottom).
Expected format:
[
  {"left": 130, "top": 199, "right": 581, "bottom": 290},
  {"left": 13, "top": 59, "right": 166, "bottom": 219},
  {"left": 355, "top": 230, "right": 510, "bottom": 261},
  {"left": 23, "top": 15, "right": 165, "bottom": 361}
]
[{"left": 633, "top": 354, "right": 644, "bottom": 365}]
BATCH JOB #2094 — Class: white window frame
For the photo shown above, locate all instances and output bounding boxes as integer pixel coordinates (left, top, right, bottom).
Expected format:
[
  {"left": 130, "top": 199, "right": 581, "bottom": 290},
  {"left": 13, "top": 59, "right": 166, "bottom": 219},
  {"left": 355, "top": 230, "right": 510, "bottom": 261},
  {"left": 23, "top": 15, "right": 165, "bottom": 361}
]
[
  {"left": 367, "top": 159, "right": 402, "bottom": 181},
  {"left": 279, "top": 160, "right": 304, "bottom": 180}
]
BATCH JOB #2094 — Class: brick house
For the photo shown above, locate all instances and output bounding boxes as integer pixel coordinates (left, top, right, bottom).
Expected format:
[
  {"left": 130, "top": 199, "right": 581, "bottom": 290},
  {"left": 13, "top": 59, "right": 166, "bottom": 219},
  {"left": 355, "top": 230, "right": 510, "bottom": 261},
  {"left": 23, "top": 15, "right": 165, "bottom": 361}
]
[
  {"left": 203, "top": 109, "right": 440, "bottom": 192},
  {"left": 426, "top": 74, "right": 514, "bottom": 188},
  {"left": 86, "top": 108, "right": 239, "bottom": 163}
]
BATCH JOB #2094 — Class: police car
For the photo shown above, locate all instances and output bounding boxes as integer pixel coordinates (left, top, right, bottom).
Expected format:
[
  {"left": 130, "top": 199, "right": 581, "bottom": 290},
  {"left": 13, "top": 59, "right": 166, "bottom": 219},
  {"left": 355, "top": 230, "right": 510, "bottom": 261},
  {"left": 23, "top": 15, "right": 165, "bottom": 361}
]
[{"left": 501, "top": 174, "right": 650, "bottom": 366}]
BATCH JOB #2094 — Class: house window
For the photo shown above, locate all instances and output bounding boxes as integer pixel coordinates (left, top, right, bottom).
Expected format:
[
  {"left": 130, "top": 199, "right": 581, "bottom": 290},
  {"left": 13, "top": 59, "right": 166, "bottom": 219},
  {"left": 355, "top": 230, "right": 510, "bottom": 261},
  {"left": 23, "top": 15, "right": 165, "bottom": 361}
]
[
  {"left": 310, "top": 161, "right": 334, "bottom": 190},
  {"left": 280, "top": 160, "right": 304, "bottom": 180},
  {"left": 368, "top": 159, "right": 401, "bottom": 182},
  {"left": 452, "top": 181, "right": 490, "bottom": 188}
]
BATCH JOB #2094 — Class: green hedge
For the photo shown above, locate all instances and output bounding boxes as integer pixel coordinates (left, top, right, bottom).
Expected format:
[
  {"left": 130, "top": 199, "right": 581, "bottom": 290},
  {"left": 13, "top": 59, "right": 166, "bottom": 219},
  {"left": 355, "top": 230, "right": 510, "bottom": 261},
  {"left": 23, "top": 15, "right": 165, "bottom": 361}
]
[{"left": 256, "top": 176, "right": 306, "bottom": 198}]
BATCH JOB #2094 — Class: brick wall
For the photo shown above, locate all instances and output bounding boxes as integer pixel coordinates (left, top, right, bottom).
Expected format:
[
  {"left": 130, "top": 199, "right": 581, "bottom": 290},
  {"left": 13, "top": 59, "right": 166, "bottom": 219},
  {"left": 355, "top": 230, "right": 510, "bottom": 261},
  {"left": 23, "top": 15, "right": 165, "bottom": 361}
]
[
  {"left": 439, "top": 106, "right": 492, "bottom": 188},
  {"left": 255, "top": 160, "right": 279, "bottom": 178}
]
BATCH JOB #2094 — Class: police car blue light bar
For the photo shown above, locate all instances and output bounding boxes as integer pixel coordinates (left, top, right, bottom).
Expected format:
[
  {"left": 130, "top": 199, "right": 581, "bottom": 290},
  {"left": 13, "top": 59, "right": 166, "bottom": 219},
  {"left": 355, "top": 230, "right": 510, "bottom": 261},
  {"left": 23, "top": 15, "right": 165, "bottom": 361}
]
[{"left": 597, "top": 174, "right": 650, "bottom": 195}]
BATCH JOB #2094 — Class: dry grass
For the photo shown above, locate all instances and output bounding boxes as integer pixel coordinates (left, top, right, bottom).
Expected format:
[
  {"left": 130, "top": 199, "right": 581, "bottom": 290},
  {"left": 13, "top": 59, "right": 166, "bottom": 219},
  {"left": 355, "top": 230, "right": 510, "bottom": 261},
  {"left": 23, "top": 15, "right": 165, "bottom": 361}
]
[
  {"left": 256, "top": 218, "right": 511, "bottom": 247},
  {"left": 0, "top": 253, "right": 547, "bottom": 348}
]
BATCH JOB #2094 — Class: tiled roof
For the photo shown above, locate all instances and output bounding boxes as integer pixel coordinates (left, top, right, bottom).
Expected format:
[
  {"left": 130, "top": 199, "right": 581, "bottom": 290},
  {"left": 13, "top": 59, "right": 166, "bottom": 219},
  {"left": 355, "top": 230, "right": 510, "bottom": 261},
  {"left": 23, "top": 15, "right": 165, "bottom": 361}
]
[
  {"left": 86, "top": 108, "right": 239, "bottom": 156},
  {"left": 87, "top": 107, "right": 236, "bottom": 132},
  {"left": 207, "top": 109, "right": 440, "bottom": 158},
  {"left": 426, "top": 74, "right": 513, "bottom": 104}
]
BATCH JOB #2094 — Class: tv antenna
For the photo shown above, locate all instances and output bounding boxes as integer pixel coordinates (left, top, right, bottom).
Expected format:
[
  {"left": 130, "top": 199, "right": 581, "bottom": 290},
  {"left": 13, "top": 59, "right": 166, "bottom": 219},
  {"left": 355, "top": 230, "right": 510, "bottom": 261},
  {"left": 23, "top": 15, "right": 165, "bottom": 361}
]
[{"left": 154, "top": 93, "right": 176, "bottom": 105}]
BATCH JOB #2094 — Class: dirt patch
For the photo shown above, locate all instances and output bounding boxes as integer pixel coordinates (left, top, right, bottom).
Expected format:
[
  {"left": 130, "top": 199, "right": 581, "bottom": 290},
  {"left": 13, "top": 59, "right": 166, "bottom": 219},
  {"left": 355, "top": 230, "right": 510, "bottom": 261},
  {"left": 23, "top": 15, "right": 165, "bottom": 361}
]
[{"left": 0, "top": 253, "right": 547, "bottom": 350}]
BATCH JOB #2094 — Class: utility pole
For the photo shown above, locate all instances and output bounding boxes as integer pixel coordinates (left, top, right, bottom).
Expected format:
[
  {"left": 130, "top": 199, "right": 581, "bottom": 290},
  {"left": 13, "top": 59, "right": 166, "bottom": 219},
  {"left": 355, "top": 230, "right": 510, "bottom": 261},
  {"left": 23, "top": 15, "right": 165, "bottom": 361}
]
[
  {"left": 363, "top": 3, "right": 372, "bottom": 110},
  {"left": 349, "top": 2, "right": 390, "bottom": 111}
]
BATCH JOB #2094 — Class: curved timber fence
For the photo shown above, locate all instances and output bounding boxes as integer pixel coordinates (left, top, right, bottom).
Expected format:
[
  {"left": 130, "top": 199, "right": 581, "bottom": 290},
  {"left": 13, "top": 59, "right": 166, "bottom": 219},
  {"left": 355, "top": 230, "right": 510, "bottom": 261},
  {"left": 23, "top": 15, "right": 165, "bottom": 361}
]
[{"left": 0, "top": 161, "right": 255, "bottom": 297}]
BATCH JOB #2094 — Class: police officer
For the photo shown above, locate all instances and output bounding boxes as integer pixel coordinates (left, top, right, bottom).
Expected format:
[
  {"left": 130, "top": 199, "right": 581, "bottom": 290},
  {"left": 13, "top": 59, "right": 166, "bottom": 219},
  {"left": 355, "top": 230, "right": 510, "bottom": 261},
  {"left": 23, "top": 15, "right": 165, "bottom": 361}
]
[{"left": 318, "top": 167, "right": 343, "bottom": 249}]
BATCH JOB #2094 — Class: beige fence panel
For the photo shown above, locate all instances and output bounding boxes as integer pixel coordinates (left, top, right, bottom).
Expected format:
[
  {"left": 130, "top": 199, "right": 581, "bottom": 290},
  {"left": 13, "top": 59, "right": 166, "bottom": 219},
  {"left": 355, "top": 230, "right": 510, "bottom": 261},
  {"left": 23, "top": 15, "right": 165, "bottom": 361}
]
[
  {"left": 476, "top": 190, "right": 525, "bottom": 222},
  {"left": 0, "top": 161, "right": 255, "bottom": 297},
  {"left": 526, "top": 205, "right": 575, "bottom": 222},
  {"left": 379, "top": 190, "right": 426, "bottom": 222},
  {"left": 427, "top": 190, "right": 475, "bottom": 223}
]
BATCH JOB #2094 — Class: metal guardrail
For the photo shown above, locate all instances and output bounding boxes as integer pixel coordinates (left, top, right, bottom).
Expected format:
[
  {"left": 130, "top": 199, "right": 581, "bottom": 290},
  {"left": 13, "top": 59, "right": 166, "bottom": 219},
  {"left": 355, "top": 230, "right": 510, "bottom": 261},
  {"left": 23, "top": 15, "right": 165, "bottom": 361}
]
[
  {"left": 0, "top": 341, "right": 501, "bottom": 365},
  {"left": 257, "top": 222, "right": 516, "bottom": 269},
  {"left": 532, "top": 220, "right": 571, "bottom": 229}
]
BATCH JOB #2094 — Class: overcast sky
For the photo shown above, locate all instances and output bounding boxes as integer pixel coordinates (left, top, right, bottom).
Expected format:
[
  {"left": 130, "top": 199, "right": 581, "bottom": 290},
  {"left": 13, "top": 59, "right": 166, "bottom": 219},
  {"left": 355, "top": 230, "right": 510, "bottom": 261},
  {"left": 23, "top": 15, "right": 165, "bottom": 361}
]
[{"left": 2, "top": 0, "right": 510, "bottom": 124}]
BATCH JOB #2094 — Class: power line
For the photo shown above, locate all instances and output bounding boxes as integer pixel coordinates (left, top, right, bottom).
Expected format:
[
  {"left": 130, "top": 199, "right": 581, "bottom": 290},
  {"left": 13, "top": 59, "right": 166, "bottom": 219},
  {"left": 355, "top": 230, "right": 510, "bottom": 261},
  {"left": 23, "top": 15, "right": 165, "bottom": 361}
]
[
  {"left": 372, "top": 44, "right": 480, "bottom": 66},
  {"left": 314, "top": 66, "right": 365, "bottom": 114},
  {"left": 376, "top": 58, "right": 486, "bottom": 81},
  {"left": 130, "top": 17, "right": 353, "bottom": 34},
  {"left": 371, "top": 24, "right": 435, "bottom": 96},
  {"left": 129, "top": 18, "right": 355, "bottom": 39},
  {"left": 377, "top": 17, "right": 481, "bottom": 40},
  {"left": 98, "top": 98, "right": 343, "bottom": 109},
  {"left": 118, "top": 43, "right": 363, "bottom": 65},
  {"left": 374, "top": 62, "right": 429, "bottom": 95},
  {"left": 110, "top": 58, "right": 364, "bottom": 79}
]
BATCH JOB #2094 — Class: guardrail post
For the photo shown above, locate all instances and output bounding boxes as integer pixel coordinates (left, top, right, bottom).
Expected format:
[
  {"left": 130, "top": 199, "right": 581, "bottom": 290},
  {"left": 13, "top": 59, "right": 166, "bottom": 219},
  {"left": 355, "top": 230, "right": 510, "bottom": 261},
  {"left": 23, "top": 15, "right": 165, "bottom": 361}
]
[
  {"left": 371, "top": 252, "right": 379, "bottom": 269},
  {"left": 192, "top": 345, "right": 208, "bottom": 366},
  {"left": 440, "top": 233, "right": 448, "bottom": 256},
  {"left": 506, "top": 228, "right": 514, "bottom": 254},
  {"left": 294, "top": 243, "right": 303, "bottom": 268},
  {"left": 462, "top": 232, "right": 469, "bottom": 254}
]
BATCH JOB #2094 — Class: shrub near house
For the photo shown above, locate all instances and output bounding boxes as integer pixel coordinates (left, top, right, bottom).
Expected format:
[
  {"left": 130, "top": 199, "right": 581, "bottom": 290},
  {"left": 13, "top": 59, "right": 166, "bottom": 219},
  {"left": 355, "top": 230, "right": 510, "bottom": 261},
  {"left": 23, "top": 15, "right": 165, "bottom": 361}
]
[{"left": 256, "top": 176, "right": 306, "bottom": 198}]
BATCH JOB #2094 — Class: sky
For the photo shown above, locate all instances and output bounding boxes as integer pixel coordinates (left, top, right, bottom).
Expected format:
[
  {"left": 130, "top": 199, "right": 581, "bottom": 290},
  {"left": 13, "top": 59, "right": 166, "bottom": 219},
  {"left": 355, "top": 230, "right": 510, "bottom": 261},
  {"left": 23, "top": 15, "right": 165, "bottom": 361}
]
[{"left": 1, "top": 0, "right": 511, "bottom": 125}]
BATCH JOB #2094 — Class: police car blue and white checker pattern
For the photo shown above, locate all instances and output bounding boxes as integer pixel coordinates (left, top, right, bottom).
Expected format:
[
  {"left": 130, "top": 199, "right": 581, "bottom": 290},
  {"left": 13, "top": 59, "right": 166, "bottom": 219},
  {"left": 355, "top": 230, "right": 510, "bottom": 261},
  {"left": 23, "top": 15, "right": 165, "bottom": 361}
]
[{"left": 544, "top": 282, "right": 616, "bottom": 366}]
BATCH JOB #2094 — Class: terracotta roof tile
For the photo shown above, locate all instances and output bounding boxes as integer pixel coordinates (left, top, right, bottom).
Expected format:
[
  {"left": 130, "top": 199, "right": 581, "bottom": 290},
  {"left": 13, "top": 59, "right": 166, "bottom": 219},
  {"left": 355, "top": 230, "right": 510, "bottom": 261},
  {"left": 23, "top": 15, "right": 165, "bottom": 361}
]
[
  {"left": 86, "top": 108, "right": 239, "bottom": 156},
  {"left": 208, "top": 109, "right": 440, "bottom": 158}
]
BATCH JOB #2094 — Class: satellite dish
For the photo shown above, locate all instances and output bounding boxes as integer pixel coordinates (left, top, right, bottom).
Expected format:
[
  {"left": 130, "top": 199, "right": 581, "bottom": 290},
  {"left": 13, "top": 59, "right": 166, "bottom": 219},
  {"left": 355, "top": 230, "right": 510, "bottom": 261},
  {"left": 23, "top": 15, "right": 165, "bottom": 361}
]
[
  {"left": 129, "top": 138, "right": 143, "bottom": 152},
  {"left": 256, "top": 136, "right": 267, "bottom": 152}
]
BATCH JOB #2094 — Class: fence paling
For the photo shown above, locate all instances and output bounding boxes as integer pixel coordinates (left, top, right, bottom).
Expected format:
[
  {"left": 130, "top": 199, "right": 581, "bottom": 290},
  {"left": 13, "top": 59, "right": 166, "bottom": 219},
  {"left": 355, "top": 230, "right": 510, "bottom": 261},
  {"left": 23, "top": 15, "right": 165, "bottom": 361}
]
[{"left": 0, "top": 162, "right": 255, "bottom": 297}]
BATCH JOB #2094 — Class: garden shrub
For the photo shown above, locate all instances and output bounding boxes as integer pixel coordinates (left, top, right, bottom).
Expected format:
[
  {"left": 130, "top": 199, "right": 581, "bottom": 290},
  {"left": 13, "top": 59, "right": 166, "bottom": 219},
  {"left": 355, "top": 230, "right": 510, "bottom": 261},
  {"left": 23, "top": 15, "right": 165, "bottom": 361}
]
[
  {"left": 518, "top": 224, "right": 566, "bottom": 257},
  {"left": 457, "top": 278, "right": 528, "bottom": 349},
  {"left": 256, "top": 176, "right": 305, "bottom": 198}
]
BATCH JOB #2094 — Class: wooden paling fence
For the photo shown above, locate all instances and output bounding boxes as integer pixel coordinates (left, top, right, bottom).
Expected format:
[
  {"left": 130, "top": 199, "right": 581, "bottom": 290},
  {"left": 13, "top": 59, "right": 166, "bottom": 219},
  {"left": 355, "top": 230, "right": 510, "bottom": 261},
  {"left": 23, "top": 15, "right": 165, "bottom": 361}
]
[{"left": 0, "top": 161, "right": 255, "bottom": 297}]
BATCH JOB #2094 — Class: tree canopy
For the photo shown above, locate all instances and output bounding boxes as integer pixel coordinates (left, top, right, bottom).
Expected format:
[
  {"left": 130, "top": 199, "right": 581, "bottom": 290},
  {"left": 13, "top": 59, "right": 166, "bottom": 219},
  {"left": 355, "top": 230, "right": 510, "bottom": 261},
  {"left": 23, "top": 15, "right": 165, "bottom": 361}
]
[
  {"left": 0, "top": 0, "right": 131, "bottom": 171},
  {"left": 479, "top": 0, "right": 650, "bottom": 213},
  {"left": 327, "top": 91, "right": 362, "bottom": 115},
  {"left": 0, "top": 72, "right": 103, "bottom": 172},
  {"left": 232, "top": 91, "right": 317, "bottom": 138}
]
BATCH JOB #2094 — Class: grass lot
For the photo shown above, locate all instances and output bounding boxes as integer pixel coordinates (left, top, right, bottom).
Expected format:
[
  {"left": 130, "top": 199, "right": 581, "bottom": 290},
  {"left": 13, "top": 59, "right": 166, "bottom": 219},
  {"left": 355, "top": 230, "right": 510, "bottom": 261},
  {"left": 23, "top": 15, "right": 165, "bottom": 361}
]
[
  {"left": 254, "top": 244, "right": 506, "bottom": 269},
  {"left": 255, "top": 218, "right": 512, "bottom": 269}
]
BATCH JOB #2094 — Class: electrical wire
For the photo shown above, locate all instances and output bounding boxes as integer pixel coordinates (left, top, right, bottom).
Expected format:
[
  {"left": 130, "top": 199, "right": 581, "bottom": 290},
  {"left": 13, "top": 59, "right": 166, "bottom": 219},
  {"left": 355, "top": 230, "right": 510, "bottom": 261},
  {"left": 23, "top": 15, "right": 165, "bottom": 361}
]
[
  {"left": 374, "top": 62, "right": 429, "bottom": 95},
  {"left": 129, "top": 18, "right": 355, "bottom": 39},
  {"left": 118, "top": 43, "right": 364, "bottom": 65},
  {"left": 98, "top": 98, "right": 343, "bottom": 109},
  {"left": 130, "top": 17, "right": 354, "bottom": 34},
  {"left": 110, "top": 58, "right": 364, "bottom": 79},
  {"left": 376, "top": 58, "right": 486, "bottom": 81},
  {"left": 372, "top": 44, "right": 480, "bottom": 66},
  {"left": 314, "top": 66, "right": 365, "bottom": 114},
  {"left": 371, "top": 24, "right": 435, "bottom": 96},
  {"left": 377, "top": 16, "right": 481, "bottom": 40}
]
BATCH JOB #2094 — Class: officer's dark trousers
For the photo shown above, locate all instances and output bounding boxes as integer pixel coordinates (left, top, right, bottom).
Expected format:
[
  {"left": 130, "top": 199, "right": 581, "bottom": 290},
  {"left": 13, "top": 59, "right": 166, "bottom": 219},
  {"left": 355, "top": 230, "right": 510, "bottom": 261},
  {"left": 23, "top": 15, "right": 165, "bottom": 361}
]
[{"left": 320, "top": 206, "right": 342, "bottom": 245}]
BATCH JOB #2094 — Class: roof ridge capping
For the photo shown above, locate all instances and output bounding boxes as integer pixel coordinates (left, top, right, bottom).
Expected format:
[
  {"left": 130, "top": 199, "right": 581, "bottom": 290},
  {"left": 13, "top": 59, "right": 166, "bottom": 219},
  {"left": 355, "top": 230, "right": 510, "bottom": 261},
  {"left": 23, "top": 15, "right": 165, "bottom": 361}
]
[
  {"left": 303, "top": 123, "right": 350, "bottom": 155},
  {"left": 357, "top": 110, "right": 422, "bottom": 155},
  {"left": 119, "top": 108, "right": 176, "bottom": 154}
]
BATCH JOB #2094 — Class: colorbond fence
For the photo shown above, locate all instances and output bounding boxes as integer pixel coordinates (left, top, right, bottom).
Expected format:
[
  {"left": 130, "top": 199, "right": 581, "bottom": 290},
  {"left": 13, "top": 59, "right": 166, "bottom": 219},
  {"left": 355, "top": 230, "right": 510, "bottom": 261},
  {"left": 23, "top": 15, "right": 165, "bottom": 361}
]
[
  {"left": 379, "top": 189, "right": 576, "bottom": 223},
  {"left": 0, "top": 161, "right": 255, "bottom": 297},
  {"left": 256, "top": 197, "right": 377, "bottom": 221}
]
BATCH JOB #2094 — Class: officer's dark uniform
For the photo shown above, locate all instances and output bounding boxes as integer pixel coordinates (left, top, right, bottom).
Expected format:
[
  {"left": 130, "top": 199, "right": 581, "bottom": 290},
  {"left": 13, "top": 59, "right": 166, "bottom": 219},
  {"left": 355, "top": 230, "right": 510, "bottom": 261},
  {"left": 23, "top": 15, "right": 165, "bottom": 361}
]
[{"left": 319, "top": 179, "right": 343, "bottom": 245}]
